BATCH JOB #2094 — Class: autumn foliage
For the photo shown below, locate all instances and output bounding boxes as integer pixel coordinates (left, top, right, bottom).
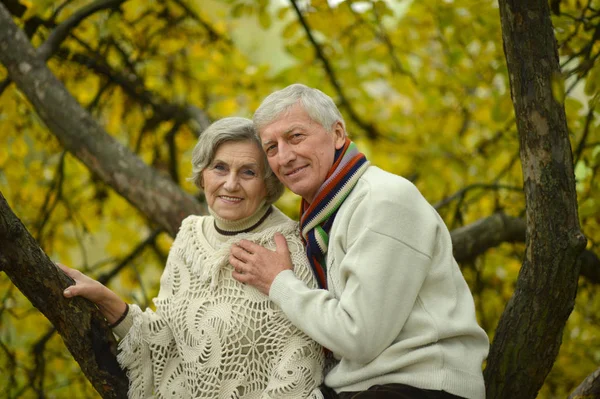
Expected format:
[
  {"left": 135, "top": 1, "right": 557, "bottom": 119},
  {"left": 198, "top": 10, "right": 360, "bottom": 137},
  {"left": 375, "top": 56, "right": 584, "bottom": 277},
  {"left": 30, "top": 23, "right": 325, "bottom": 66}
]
[{"left": 0, "top": 0, "right": 599, "bottom": 398}]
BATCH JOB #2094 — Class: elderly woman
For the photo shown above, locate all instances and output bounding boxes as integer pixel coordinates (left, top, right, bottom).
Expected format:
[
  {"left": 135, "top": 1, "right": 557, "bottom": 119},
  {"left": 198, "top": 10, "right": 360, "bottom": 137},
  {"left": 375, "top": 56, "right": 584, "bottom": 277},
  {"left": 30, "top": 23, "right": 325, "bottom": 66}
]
[{"left": 59, "top": 117, "right": 324, "bottom": 398}]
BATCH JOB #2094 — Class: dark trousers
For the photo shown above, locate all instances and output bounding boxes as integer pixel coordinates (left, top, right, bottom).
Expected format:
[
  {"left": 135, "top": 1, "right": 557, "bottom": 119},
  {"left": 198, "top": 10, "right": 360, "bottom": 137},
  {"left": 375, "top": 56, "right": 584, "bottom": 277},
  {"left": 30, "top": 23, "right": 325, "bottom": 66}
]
[{"left": 321, "top": 383, "right": 465, "bottom": 399}]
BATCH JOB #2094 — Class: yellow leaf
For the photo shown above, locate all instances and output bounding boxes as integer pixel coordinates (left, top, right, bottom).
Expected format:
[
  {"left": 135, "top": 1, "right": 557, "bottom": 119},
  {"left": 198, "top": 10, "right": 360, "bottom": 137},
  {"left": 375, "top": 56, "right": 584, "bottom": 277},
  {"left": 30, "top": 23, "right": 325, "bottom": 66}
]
[
  {"left": 258, "top": 11, "right": 272, "bottom": 29},
  {"left": 11, "top": 136, "right": 29, "bottom": 158},
  {"left": 282, "top": 22, "right": 299, "bottom": 39},
  {"left": 212, "top": 97, "right": 239, "bottom": 116},
  {"left": 551, "top": 72, "right": 565, "bottom": 103},
  {"left": 0, "top": 145, "right": 8, "bottom": 166},
  {"left": 277, "top": 6, "right": 290, "bottom": 20}
]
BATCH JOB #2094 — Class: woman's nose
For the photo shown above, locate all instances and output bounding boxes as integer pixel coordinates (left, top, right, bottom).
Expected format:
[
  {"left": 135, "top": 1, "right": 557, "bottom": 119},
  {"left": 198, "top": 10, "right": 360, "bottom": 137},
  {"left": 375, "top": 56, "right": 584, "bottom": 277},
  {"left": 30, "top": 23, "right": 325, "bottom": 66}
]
[{"left": 223, "top": 174, "right": 239, "bottom": 191}]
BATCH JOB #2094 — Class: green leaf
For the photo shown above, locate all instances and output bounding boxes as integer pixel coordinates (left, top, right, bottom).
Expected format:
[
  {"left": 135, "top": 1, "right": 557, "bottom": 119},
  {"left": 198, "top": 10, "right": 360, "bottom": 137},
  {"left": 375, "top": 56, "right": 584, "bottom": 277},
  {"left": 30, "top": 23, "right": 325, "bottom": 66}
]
[{"left": 258, "top": 10, "right": 272, "bottom": 29}]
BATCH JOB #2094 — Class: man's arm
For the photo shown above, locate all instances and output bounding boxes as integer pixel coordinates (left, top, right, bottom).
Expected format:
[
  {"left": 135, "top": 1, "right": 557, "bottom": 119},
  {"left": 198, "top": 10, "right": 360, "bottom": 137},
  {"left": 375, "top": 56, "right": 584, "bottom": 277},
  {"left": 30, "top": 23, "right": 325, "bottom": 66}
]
[
  {"left": 232, "top": 191, "right": 439, "bottom": 363},
  {"left": 272, "top": 230, "right": 431, "bottom": 363}
]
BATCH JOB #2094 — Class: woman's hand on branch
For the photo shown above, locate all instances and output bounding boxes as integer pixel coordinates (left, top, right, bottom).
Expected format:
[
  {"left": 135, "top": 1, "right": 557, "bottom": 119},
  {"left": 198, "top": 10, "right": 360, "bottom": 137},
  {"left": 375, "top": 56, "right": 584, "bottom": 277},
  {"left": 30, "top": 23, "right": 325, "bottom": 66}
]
[{"left": 57, "top": 263, "right": 127, "bottom": 325}]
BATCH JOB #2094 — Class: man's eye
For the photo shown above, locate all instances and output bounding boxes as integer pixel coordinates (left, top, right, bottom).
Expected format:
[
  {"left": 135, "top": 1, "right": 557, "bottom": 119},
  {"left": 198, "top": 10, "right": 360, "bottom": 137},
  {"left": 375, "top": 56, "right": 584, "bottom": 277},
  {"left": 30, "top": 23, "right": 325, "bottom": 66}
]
[{"left": 265, "top": 145, "right": 277, "bottom": 155}]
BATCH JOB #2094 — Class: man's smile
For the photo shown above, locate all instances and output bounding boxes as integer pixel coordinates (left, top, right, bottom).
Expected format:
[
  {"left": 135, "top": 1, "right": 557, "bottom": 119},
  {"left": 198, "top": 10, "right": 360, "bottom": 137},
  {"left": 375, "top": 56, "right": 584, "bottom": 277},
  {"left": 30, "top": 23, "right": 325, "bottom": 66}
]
[{"left": 284, "top": 165, "right": 308, "bottom": 177}]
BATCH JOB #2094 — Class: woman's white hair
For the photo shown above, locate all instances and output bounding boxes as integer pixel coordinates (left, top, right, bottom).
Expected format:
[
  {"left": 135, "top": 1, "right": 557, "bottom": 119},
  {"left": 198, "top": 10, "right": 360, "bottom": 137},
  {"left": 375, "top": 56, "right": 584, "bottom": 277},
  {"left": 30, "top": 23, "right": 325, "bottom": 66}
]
[
  {"left": 253, "top": 84, "right": 345, "bottom": 133},
  {"left": 189, "top": 117, "right": 284, "bottom": 205}
]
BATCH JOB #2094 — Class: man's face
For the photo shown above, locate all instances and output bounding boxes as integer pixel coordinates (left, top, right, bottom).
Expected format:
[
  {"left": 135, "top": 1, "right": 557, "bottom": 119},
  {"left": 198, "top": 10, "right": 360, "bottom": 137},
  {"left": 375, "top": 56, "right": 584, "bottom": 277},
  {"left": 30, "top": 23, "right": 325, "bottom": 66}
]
[{"left": 260, "top": 103, "right": 345, "bottom": 203}]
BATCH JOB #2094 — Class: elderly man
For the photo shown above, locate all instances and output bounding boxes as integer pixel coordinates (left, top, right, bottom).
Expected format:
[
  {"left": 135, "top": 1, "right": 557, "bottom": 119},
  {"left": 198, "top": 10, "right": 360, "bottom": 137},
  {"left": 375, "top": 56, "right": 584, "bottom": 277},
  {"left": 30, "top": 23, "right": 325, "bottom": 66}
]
[{"left": 230, "top": 84, "right": 489, "bottom": 399}]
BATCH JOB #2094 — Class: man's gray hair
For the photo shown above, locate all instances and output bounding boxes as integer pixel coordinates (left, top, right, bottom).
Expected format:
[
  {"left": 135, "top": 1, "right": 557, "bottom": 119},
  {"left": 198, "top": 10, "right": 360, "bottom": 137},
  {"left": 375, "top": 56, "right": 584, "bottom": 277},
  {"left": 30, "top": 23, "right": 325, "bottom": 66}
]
[
  {"left": 253, "top": 84, "right": 345, "bottom": 133},
  {"left": 189, "top": 117, "right": 284, "bottom": 205}
]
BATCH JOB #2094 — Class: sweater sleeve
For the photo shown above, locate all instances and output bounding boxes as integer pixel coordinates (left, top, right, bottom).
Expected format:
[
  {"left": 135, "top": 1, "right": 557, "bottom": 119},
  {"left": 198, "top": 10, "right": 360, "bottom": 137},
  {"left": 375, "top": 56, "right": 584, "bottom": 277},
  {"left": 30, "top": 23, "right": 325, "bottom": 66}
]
[
  {"left": 115, "top": 221, "right": 191, "bottom": 399},
  {"left": 270, "top": 182, "right": 439, "bottom": 364}
]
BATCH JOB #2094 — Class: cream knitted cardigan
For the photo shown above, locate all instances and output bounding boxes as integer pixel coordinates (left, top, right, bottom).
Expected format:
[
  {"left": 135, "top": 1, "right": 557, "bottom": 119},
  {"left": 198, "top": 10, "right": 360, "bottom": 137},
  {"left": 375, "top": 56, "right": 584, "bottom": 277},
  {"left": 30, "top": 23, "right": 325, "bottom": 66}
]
[{"left": 112, "top": 206, "right": 324, "bottom": 399}]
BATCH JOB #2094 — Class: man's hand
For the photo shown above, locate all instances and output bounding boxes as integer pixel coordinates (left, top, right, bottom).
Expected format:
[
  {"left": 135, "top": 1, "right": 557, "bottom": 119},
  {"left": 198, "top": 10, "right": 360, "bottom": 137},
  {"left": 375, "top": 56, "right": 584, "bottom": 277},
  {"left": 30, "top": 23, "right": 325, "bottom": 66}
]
[{"left": 229, "top": 233, "right": 294, "bottom": 295}]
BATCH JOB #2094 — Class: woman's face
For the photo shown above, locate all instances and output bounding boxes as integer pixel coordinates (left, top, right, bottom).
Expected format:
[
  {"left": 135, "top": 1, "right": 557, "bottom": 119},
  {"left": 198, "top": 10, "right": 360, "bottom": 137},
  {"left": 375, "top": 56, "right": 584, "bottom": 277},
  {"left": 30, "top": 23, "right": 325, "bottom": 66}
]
[{"left": 202, "top": 140, "right": 268, "bottom": 221}]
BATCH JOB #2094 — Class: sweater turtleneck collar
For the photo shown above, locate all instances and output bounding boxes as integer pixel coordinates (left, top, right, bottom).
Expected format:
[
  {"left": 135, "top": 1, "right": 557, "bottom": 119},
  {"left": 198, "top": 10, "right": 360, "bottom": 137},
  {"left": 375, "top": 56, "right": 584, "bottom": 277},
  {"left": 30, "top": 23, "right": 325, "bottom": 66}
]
[{"left": 208, "top": 202, "right": 272, "bottom": 237}]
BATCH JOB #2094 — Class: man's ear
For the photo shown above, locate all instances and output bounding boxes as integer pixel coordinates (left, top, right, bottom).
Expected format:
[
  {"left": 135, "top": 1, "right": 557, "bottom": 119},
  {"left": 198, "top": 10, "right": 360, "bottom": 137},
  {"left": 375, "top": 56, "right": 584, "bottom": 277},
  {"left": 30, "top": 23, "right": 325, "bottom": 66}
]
[{"left": 332, "top": 121, "right": 346, "bottom": 150}]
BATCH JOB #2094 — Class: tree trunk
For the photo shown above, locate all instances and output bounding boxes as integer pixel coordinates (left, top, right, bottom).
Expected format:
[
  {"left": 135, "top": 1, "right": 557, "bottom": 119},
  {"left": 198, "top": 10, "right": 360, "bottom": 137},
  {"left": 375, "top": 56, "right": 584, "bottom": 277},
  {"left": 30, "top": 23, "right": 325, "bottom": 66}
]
[
  {"left": 484, "top": 1, "right": 587, "bottom": 398},
  {"left": 0, "top": 192, "right": 128, "bottom": 398},
  {"left": 0, "top": 3, "right": 205, "bottom": 237}
]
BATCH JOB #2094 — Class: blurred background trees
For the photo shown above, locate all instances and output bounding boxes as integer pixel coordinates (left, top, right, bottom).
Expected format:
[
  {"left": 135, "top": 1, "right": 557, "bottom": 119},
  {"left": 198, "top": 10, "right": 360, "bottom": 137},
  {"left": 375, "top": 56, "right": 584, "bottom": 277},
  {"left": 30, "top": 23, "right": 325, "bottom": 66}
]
[{"left": 0, "top": 0, "right": 598, "bottom": 397}]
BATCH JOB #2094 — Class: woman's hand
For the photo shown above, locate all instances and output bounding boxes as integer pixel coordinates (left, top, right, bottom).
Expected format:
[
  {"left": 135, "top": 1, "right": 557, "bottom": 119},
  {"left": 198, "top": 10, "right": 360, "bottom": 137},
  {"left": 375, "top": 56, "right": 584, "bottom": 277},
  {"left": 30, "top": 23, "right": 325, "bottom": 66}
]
[
  {"left": 57, "top": 263, "right": 127, "bottom": 325},
  {"left": 58, "top": 263, "right": 108, "bottom": 303}
]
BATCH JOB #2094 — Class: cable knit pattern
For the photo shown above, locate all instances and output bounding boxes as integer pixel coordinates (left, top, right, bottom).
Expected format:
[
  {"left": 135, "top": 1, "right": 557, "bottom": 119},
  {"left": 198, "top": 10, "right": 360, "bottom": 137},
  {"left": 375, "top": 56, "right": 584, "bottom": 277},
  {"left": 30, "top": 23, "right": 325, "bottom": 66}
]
[{"left": 115, "top": 208, "right": 324, "bottom": 399}]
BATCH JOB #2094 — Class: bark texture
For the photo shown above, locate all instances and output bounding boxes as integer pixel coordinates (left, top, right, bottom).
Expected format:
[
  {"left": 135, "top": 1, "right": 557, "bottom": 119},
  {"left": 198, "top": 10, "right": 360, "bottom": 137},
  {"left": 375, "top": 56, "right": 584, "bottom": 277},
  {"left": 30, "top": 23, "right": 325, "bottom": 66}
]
[
  {"left": 569, "top": 367, "right": 600, "bottom": 399},
  {"left": 484, "top": 1, "right": 587, "bottom": 398},
  {"left": 450, "top": 213, "right": 599, "bottom": 284},
  {"left": 0, "top": 4, "right": 205, "bottom": 237},
  {"left": 451, "top": 212, "right": 525, "bottom": 262},
  {"left": 0, "top": 192, "right": 128, "bottom": 399}
]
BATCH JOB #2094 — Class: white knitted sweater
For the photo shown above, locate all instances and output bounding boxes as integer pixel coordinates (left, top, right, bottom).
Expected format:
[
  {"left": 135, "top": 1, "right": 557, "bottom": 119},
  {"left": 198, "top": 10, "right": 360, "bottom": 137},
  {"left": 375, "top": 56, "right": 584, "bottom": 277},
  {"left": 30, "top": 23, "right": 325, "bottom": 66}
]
[{"left": 112, "top": 206, "right": 324, "bottom": 399}]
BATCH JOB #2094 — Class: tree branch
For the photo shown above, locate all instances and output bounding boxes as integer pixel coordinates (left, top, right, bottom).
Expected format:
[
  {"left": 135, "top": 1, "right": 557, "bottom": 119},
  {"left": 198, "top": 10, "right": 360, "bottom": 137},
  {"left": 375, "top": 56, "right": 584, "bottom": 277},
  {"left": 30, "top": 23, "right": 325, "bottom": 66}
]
[
  {"left": 451, "top": 213, "right": 525, "bottom": 261},
  {"left": 171, "top": 0, "right": 233, "bottom": 45},
  {"left": 37, "top": 0, "right": 126, "bottom": 61},
  {"left": 433, "top": 183, "right": 523, "bottom": 210},
  {"left": 0, "top": 319, "right": 17, "bottom": 394},
  {"left": 574, "top": 98, "right": 596, "bottom": 164},
  {"left": 35, "top": 151, "right": 66, "bottom": 243},
  {"left": 450, "top": 212, "right": 599, "bottom": 284},
  {"left": 98, "top": 228, "right": 163, "bottom": 285},
  {"left": 569, "top": 366, "right": 600, "bottom": 399},
  {"left": 0, "top": 192, "right": 128, "bottom": 398},
  {"left": 165, "top": 121, "right": 183, "bottom": 184},
  {"left": 0, "top": 4, "right": 204, "bottom": 236},
  {"left": 58, "top": 45, "right": 210, "bottom": 137},
  {"left": 346, "top": 0, "right": 417, "bottom": 84},
  {"left": 289, "top": 0, "right": 380, "bottom": 140},
  {"left": 0, "top": 0, "right": 122, "bottom": 96},
  {"left": 0, "top": 0, "right": 211, "bottom": 135},
  {"left": 0, "top": 0, "right": 26, "bottom": 17}
]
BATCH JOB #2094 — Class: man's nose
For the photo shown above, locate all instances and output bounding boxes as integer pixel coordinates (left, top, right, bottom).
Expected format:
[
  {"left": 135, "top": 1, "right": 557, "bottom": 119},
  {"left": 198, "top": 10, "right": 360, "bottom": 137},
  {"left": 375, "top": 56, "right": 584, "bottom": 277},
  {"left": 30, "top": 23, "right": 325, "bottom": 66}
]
[{"left": 278, "top": 143, "right": 296, "bottom": 165}]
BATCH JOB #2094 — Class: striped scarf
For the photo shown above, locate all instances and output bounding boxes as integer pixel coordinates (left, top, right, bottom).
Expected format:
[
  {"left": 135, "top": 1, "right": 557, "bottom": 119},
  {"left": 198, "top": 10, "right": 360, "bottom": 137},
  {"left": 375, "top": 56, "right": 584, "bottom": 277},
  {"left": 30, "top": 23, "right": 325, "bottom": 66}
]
[{"left": 300, "top": 138, "right": 370, "bottom": 289}]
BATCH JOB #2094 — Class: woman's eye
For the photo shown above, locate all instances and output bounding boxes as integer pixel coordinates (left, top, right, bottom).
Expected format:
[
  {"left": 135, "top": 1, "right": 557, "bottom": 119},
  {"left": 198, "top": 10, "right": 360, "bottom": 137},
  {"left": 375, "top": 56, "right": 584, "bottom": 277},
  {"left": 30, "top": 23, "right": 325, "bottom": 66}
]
[
  {"left": 213, "top": 164, "right": 227, "bottom": 172},
  {"left": 243, "top": 169, "right": 257, "bottom": 177}
]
